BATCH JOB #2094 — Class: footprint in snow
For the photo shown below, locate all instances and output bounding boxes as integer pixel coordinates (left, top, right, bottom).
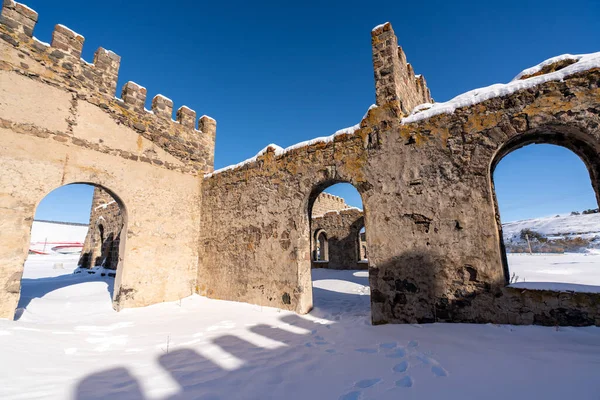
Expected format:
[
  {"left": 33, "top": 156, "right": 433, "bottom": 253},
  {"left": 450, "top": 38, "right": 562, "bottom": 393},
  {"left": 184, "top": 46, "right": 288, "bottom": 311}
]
[
  {"left": 393, "top": 360, "right": 409, "bottom": 373},
  {"left": 385, "top": 348, "right": 406, "bottom": 358},
  {"left": 338, "top": 391, "right": 361, "bottom": 400},
  {"left": 395, "top": 376, "right": 413, "bottom": 388},
  {"left": 416, "top": 353, "right": 448, "bottom": 377},
  {"left": 354, "top": 378, "right": 381, "bottom": 389},
  {"left": 313, "top": 335, "right": 328, "bottom": 345},
  {"left": 431, "top": 365, "right": 448, "bottom": 377},
  {"left": 379, "top": 342, "right": 397, "bottom": 349},
  {"left": 355, "top": 348, "right": 377, "bottom": 354},
  {"left": 407, "top": 340, "right": 418, "bottom": 348}
]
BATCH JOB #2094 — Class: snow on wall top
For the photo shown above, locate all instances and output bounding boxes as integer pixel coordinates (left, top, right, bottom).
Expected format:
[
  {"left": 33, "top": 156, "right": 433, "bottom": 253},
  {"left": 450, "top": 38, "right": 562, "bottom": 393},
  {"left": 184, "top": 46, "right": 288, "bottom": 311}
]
[
  {"left": 372, "top": 22, "right": 390, "bottom": 32},
  {"left": 404, "top": 52, "right": 600, "bottom": 125},
  {"left": 206, "top": 51, "right": 600, "bottom": 179},
  {"left": 511, "top": 54, "right": 583, "bottom": 81},
  {"left": 205, "top": 105, "right": 376, "bottom": 178},
  {"left": 56, "top": 23, "right": 84, "bottom": 39}
]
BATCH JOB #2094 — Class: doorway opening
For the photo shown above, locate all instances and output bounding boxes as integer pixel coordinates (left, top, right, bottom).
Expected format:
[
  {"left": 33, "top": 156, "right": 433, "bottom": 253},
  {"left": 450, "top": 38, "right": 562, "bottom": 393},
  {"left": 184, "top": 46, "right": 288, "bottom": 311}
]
[
  {"left": 308, "top": 182, "right": 370, "bottom": 318},
  {"left": 15, "top": 184, "right": 127, "bottom": 320},
  {"left": 493, "top": 143, "right": 600, "bottom": 291}
]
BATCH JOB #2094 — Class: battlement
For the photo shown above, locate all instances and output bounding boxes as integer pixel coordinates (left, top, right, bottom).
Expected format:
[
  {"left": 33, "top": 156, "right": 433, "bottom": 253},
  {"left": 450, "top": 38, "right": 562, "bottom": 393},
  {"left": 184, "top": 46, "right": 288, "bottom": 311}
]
[
  {"left": 371, "top": 22, "right": 432, "bottom": 115},
  {"left": 0, "top": 0, "right": 216, "bottom": 173},
  {"left": 312, "top": 192, "right": 358, "bottom": 217}
]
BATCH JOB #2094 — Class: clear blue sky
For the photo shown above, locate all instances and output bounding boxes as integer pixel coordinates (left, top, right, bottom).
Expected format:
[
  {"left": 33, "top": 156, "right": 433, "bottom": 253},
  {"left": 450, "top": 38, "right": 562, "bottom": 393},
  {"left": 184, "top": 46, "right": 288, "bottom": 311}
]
[{"left": 23, "top": 0, "right": 599, "bottom": 223}]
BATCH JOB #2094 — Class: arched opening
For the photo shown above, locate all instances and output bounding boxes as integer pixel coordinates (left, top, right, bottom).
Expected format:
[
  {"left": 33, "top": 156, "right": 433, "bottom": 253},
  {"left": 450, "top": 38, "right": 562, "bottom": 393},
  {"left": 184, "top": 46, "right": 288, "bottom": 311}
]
[
  {"left": 358, "top": 226, "right": 367, "bottom": 262},
  {"left": 308, "top": 182, "right": 370, "bottom": 318},
  {"left": 492, "top": 142, "right": 600, "bottom": 291},
  {"left": 314, "top": 229, "right": 329, "bottom": 262},
  {"left": 15, "top": 183, "right": 127, "bottom": 320}
]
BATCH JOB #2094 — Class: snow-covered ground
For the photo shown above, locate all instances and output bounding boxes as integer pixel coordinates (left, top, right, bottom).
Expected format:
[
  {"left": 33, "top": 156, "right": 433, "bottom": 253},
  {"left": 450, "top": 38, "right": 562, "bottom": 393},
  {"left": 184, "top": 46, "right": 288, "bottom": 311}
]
[
  {"left": 502, "top": 213, "right": 600, "bottom": 242},
  {"left": 29, "top": 221, "right": 88, "bottom": 254},
  {"left": 1, "top": 255, "right": 599, "bottom": 399},
  {"left": 501, "top": 213, "right": 600, "bottom": 290},
  {"left": 508, "top": 253, "right": 600, "bottom": 292}
]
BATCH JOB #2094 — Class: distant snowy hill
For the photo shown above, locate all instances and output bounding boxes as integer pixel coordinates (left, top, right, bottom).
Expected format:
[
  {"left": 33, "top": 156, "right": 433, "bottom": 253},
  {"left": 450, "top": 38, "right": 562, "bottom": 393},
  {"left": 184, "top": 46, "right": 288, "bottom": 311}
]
[{"left": 502, "top": 213, "right": 600, "bottom": 243}]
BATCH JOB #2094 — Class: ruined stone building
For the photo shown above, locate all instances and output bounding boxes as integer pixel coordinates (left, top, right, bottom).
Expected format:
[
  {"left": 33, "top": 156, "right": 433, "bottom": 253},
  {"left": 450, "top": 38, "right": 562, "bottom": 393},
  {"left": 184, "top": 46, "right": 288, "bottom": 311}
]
[
  {"left": 310, "top": 193, "right": 367, "bottom": 270},
  {"left": 1, "top": 0, "right": 600, "bottom": 326},
  {"left": 78, "top": 187, "right": 124, "bottom": 273}
]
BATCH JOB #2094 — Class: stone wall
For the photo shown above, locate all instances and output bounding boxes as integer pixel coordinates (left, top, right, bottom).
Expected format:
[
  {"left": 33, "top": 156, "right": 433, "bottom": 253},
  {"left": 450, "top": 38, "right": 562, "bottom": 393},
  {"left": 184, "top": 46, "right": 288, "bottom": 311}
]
[
  {"left": 1, "top": 0, "right": 600, "bottom": 327},
  {"left": 78, "top": 186, "right": 125, "bottom": 271},
  {"left": 311, "top": 208, "right": 366, "bottom": 270},
  {"left": 200, "top": 23, "right": 600, "bottom": 326},
  {"left": 0, "top": 1, "right": 213, "bottom": 319},
  {"left": 311, "top": 192, "right": 353, "bottom": 216}
]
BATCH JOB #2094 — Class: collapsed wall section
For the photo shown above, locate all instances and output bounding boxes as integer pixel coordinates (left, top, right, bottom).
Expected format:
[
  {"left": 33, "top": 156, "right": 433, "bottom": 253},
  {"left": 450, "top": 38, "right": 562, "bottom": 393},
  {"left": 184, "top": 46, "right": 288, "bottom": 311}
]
[
  {"left": 199, "top": 117, "right": 376, "bottom": 314},
  {"left": 200, "top": 21, "right": 600, "bottom": 326}
]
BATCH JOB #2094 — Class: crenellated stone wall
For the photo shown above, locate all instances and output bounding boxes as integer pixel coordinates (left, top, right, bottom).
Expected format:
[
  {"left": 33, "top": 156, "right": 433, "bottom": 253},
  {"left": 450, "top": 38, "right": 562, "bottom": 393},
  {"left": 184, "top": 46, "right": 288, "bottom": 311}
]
[
  {"left": 0, "top": 0, "right": 212, "bottom": 319},
  {"left": 0, "top": 0, "right": 216, "bottom": 174},
  {"left": 311, "top": 192, "right": 354, "bottom": 217}
]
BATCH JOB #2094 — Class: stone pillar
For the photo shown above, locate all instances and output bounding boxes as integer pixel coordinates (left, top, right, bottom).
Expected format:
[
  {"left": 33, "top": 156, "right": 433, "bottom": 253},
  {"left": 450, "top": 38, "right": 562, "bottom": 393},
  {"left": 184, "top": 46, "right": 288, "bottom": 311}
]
[
  {"left": 0, "top": 0, "right": 38, "bottom": 38},
  {"left": 176, "top": 106, "right": 196, "bottom": 128},
  {"left": 152, "top": 95, "right": 174, "bottom": 120},
  {"left": 93, "top": 47, "right": 121, "bottom": 97},
  {"left": 371, "top": 22, "right": 432, "bottom": 114},
  {"left": 51, "top": 24, "right": 84, "bottom": 58},
  {"left": 121, "top": 82, "right": 147, "bottom": 112}
]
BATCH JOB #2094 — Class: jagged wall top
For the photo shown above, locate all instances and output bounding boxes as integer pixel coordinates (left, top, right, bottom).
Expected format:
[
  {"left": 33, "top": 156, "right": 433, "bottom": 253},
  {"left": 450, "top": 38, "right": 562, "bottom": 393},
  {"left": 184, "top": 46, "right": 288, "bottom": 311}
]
[
  {"left": 371, "top": 22, "right": 432, "bottom": 115},
  {"left": 0, "top": 0, "right": 216, "bottom": 173}
]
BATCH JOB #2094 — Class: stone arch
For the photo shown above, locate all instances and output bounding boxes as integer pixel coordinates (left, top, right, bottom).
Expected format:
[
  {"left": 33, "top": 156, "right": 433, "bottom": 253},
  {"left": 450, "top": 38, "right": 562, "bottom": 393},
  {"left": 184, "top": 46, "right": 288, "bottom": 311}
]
[
  {"left": 20, "top": 182, "right": 129, "bottom": 313},
  {"left": 313, "top": 229, "right": 329, "bottom": 261},
  {"left": 302, "top": 179, "right": 372, "bottom": 312},
  {"left": 487, "top": 124, "right": 600, "bottom": 284}
]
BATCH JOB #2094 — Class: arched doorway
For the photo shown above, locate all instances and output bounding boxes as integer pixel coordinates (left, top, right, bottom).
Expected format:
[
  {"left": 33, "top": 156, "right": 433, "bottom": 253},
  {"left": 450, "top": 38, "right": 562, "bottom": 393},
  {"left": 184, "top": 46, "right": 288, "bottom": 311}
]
[
  {"left": 314, "top": 229, "right": 329, "bottom": 263},
  {"left": 492, "top": 142, "right": 600, "bottom": 290},
  {"left": 308, "top": 182, "right": 371, "bottom": 318},
  {"left": 358, "top": 226, "right": 367, "bottom": 262},
  {"left": 15, "top": 183, "right": 127, "bottom": 320}
]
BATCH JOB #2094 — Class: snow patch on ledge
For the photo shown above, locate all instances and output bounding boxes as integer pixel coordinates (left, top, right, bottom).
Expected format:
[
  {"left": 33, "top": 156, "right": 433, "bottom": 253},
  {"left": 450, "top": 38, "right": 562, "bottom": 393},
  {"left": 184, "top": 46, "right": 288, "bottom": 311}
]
[
  {"left": 32, "top": 37, "right": 49, "bottom": 47},
  {"left": 511, "top": 54, "right": 583, "bottom": 81},
  {"left": 56, "top": 24, "right": 84, "bottom": 39},
  {"left": 205, "top": 105, "right": 377, "bottom": 178},
  {"left": 403, "top": 52, "right": 600, "bottom": 125},
  {"left": 15, "top": 2, "right": 37, "bottom": 15},
  {"left": 155, "top": 94, "right": 173, "bottom": 103},
  {"left": 372, "top": 22, "right": 389, "bottom": 32}
]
